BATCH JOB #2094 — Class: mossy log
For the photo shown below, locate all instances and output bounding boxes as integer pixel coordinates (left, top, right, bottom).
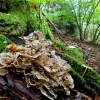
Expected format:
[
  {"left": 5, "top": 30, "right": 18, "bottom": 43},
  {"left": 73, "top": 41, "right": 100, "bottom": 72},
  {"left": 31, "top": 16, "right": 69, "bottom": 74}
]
[
  {"left": 57, "top": 52, "right": 100, "bottom": 98},
  {"left": 53, "top": 40, "right": 100, "bottom": 98}
]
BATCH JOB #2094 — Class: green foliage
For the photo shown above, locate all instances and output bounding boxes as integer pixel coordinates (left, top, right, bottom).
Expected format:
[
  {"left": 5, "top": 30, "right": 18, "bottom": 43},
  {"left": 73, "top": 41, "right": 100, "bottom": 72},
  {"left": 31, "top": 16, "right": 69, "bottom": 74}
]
[
  {"left": 0, "top": 34, "right": 13, "bottom": 53},
  {"left": 42, "top": 0, "right": 100, "bottom": 42},
  {"left": 27, "top": 0, "right": 57, "bottom": 3}
]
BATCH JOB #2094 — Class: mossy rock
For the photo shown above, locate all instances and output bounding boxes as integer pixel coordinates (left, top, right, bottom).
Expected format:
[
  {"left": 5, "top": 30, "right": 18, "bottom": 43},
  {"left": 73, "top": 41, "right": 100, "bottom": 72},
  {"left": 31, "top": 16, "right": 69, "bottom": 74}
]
[{"left": 0, "top": 12, "right": 26, "bottom": 35}]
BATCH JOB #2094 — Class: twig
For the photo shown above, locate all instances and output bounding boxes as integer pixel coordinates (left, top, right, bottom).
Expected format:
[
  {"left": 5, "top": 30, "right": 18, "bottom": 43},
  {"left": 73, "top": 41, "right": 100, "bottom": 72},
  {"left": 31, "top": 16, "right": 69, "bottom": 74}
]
[
  {"left": 82, "top": 64, "right": 92, "bottom": 77},
  {"left": 81, "top": 93, "right": 92, "bottom": 100}
]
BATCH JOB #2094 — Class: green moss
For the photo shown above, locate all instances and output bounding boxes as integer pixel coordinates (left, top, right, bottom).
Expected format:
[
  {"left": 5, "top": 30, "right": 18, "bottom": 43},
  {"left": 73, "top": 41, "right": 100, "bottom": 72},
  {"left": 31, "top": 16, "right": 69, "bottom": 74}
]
[
  {"left": 66, "top": 47, "right": 83, "bottom": 61},
  {"left": 0, "top": 12, "right": 26, "bottom": 35},
  {"left": 59, "top": 53, "right": 100, "bottom": 88},
  {"left": 54, "top": 39, "right": 84, "bottom": 61},
  {"left": 59, "top": 53, "right": 84, "bottom": 75},
  {"left": 84, "top": 68, "right": 100, "bottom": 88},
  {"left": 0, "top": 12, "right": 18, "bottom": 24},
  {"left": 10, "top": 3, "right": 54, "bottom": 39},
  {"left": 0, "top": 34, "right": 13, "bottom": 53},
  {"left": 55, "top": 40, "right": 100, "bottom": 88},
  {"left": 70, "top": 68, "right": 86, "bottom": 84},
  {"left": 30, "top": 8, "right": 54, "bottom": 40},
  {"left": 54, "top": 41, "right": 100, "bottom": 88},
  {"left": 54, "top": 40, "right": 66, "bottom": 52},
  {"left": 0, "top": 0, "right": 54, "bottom": 51},
  {"left": 40, "top": 23, "right": 54, "bottom": 40}
]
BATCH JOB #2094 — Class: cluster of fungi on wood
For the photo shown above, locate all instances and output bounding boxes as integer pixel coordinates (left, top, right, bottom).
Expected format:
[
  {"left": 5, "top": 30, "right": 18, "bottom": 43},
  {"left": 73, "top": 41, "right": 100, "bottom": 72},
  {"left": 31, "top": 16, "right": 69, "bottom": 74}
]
[{"left": 0, "top": 31, "right": 74, "bottom": 100}]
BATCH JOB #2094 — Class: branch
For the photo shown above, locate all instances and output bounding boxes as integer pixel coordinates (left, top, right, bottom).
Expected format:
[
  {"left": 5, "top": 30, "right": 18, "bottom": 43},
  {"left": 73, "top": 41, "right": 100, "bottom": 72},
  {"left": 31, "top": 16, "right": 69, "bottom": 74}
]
[{"left": 42, "top": 12, "right": 67, "bottom": 44}]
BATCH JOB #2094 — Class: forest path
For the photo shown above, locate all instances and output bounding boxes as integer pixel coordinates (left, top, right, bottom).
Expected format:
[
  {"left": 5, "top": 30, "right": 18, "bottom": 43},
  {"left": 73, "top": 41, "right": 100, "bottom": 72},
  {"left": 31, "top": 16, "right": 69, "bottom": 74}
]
[{"left": 53, "top": 33, "right": 100, "bottom": 73}]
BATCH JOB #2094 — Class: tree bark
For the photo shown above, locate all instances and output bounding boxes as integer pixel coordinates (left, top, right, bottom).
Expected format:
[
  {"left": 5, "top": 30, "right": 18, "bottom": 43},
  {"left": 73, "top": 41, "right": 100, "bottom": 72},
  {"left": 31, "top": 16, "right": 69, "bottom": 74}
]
[{"left": 92, "top": 24, "right": 100, "bottom": 42}]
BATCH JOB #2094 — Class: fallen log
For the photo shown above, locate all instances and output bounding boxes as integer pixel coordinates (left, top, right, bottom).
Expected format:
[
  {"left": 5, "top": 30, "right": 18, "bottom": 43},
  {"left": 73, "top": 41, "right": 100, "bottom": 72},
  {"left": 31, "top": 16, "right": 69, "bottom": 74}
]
[
  {"left": 55, "top": 43, "right": 100, "bottom": 99},
  {"left": 51, "top": 39, "right": 100, "bottom": 98}
]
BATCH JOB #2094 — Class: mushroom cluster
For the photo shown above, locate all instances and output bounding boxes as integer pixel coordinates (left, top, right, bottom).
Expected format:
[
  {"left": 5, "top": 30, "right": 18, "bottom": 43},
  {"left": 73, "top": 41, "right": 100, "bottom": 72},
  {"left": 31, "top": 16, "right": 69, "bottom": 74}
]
[{"left": 0, "top": 31, "right": 74, "bottom": 100}]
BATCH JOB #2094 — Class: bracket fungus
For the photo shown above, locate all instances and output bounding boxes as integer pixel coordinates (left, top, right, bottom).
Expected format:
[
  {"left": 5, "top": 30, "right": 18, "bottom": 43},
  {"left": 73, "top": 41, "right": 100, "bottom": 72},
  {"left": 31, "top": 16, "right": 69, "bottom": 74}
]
[{"left": 0, "top": 31, "right": 74, "bottom": 100}]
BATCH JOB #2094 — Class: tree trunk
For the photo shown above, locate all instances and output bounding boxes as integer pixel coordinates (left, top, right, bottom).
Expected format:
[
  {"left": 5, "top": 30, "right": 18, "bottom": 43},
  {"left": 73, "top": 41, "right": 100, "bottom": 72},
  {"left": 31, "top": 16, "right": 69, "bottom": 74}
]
[
  {"left": 92, "top": 24, "right": 100, "bottom": 43},
  {"left": 79, "top": 26, "right": 84, "bottom": 41}
]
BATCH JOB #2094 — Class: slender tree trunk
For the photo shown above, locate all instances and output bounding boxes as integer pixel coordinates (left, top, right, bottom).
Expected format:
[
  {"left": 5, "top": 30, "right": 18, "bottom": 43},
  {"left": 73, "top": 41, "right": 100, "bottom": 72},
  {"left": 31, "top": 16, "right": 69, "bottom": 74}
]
[
  {"left": 95, "top": 32, "right": 100, "bottom": 42},
  {"left": 83, "top": 0, "right": 100, "bottom": 39},
  {"left": 81, "top": 0, "right": 94, "bottom": 28},
  {"left": 92, "top": 24, "right": 100, "bottom": 42},
  {"left": 78, "top": 0, "right": 84, "bottom": 41},
  {"left": 79, "top": 26, "right": 84, "bottom": 41},
  {"left": 69, "top": 0, "right": 84, "bottom": 41}
]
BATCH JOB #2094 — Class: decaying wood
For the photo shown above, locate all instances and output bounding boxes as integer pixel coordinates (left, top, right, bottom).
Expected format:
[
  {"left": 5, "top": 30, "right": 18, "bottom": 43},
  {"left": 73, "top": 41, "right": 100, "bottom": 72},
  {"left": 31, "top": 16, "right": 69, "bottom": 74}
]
[
  {"left": 0, "top": 74, "right": 41, "bottom": 100},
  {"left": 6, "top": 74, "right": 40, "bottom": 100},
  {"left": 73, "top": 90, "right": 92, "bottom": 100}
]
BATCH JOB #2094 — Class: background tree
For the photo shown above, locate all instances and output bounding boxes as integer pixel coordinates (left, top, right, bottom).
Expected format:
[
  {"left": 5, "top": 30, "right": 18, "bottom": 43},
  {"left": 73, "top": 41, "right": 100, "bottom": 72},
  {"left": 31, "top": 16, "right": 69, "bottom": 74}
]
[{"left": 42, "top": 0, "right": 100, "bottom": 43}]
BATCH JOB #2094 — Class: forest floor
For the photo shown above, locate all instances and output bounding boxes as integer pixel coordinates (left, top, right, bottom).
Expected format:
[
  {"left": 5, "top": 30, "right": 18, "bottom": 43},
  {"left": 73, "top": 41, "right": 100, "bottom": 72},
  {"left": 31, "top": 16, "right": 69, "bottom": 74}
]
[{"left": 53, "top": 33, "right": 100, "bottom": 74}]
